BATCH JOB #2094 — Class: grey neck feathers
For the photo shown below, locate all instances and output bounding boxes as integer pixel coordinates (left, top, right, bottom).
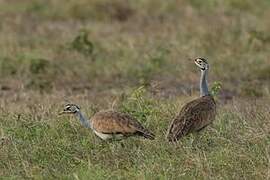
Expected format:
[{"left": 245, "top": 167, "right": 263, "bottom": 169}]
[
  {"left": 75, "top": 111, "right": 92, "bottom": 129},
  {"left": 200, "top": 69, "right": 210, "bottom": 97}
]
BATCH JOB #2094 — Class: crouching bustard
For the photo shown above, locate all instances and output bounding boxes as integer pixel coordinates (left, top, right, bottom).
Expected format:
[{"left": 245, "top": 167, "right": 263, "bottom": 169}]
[
  {"left": 59, "top": 104, "right": 155, "bottom": 140},
  {"left": 167, "top": 58, "right": 216, "bottom": 142}
]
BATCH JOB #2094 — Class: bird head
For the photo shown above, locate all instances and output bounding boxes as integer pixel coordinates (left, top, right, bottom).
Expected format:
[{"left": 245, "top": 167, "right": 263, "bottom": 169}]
[
  {"left": 59, "top": 103, "right": 80, "bottom": 115},
  {"left": 194, "top": 57, "right": 209, "bottom": 71}
]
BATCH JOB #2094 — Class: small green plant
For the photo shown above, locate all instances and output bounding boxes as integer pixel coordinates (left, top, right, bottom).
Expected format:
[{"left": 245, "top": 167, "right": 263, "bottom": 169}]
[
  {"left": 27, "top": 1, "right": 48, "bottom": 13},
  {"left": 120, "top": 86, "right": 154, "bottom": 122},
  {"left": 27, "top": 58, "right": 53, "bottom": 92},
  {"left": 131, "top": 46, "right": 169, "bottom": 85},
  {"left": 149, "top": 46, "right": 169, "bottom": 69},
  {"left": 71, "top": 30, "right": 94, "bottom": 56},
  {"left": 26, "top": 78, "right": 53, "bottom": 93},
  {"left": 29, "top": 58, "right": 50, "bottom": 74},
  {"left": 211, "top": 81, "right": 222, "bottom": 96}
]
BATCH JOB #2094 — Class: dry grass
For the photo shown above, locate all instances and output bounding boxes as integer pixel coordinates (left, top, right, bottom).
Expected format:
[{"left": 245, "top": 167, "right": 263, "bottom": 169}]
[{"left": 0, "top": 0, "right": 269, "bottom": 179}]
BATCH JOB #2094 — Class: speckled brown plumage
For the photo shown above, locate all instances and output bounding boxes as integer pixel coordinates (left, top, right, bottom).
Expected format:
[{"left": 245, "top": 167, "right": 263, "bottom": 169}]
[
  {"left": 167, "top": 95, "right": 216, "bottom": 142},
  {"left": 91, "top": 111, "right": 155, "bottom": 139}
]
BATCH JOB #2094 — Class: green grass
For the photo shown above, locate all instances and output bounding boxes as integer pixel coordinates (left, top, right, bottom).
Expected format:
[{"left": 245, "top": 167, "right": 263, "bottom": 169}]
[
  {"left": 0, "top": 0, "right": 269, "bottom": 179},
  {"left": 0, "top": 91, "right": 269, "bottom": 179}
]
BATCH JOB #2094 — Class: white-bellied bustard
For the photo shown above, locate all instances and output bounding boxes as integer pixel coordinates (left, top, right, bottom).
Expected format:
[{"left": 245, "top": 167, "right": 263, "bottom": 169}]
[
  {"left": 166, "top": 58, "right": 216, "bottom": 142},
  {"left": 59, "top": 104, "right": 155, "bottom": 140}
]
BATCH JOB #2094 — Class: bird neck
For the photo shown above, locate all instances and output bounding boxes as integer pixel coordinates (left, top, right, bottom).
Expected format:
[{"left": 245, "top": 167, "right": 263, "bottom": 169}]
[
  {"left": 75, "top": 111, "right": 92, "bottom": 129},
  {"left": 200, "top": 69, "right": 210, "bottom": 97}
]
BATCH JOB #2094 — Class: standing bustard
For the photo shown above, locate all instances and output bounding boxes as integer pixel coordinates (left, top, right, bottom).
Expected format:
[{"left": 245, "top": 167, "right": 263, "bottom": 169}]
[
  {"left": 166, "top": 58, "right": 216, "bottom": 142},
  {"left": 59, "top": 104, "right": 155, "bottom": 140}
]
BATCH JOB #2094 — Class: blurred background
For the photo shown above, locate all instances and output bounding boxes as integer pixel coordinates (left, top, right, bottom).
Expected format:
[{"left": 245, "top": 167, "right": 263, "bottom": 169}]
[{"left": 0, "top": 0, "right": 269, "bottom": 100}]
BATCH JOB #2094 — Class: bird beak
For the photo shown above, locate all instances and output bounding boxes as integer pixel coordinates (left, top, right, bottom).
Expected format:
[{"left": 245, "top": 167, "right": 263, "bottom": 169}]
[
  {"left": 58, "top": 110, "right": 74, "bottom": 115},
  {"left": 58, "top": 111, "right": 66, "bottom": 115}
]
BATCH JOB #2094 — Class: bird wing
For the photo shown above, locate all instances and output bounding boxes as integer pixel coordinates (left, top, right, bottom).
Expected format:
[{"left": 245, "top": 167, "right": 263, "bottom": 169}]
[
  {"left": 167, "top": 96, "right": 216, "bottom": 141},
  {"left": 91, "top": 111, "right": 153, "bottom": 137}
]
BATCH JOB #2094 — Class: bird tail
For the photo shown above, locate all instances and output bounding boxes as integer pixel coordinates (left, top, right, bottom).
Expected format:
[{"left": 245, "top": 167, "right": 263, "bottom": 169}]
[
  {"left": 143, "top": 131, "right": 155, "bottom": 140},
  {"left": 139, "top": 129, "right": 155, "bottom": 140}
]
